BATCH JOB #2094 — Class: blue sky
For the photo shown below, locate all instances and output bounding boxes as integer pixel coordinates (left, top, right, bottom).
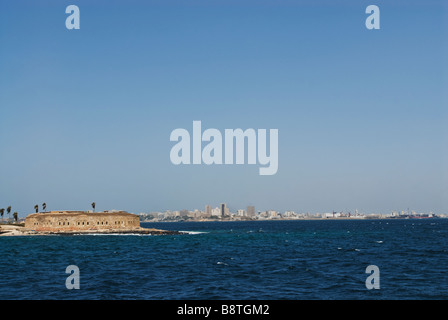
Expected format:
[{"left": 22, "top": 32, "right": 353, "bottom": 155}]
[{"left": 0, "top": 0, "right": 447, "bottom": 217}]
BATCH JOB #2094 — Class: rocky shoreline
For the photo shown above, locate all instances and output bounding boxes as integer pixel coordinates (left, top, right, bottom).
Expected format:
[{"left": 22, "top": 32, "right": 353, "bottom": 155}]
[{"left": 0, "top": 224, "right": 184, "bottom": 236}]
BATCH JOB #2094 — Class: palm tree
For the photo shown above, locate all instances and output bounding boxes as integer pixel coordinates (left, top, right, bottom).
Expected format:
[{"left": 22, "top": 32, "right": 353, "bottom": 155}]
[
  {"left": 91, "top": 202, "right": 96, "bottom": 213},
  {"left": 0, "top": 208, "right": 4, "bottom": 223},
  {"left": 42, "top": 203, "right": 47, "bottom": 212},
  {"left": 13, "top": 212, "right": 18, "bottom": 223},
  {"left": 7, "top": 206, "right": 11, "bottom": 223},
  {"left": 34, "top": 204, "right": 39, "bottom": 213}
]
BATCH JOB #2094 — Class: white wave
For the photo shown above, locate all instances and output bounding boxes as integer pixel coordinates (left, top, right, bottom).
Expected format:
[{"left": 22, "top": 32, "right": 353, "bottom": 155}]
[{"left": 180, "top": 231, "right": 208, "bottom": 235}]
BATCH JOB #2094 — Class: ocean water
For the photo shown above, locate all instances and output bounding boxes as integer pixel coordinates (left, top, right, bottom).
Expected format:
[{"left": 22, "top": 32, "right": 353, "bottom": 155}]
[{"left": 0, "top": 219, "right": 447, "bottom": 300}]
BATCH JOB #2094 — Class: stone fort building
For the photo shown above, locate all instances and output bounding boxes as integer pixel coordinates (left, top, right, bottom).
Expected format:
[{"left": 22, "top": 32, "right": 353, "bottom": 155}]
[{"left": 25, "top": 210, "right": 140, "bottom": 233}]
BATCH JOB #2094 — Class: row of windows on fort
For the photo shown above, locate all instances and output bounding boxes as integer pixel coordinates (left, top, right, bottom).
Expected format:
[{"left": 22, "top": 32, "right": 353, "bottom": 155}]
[{"left": 31, "top": 220, "right": 137, "bottom": 226}]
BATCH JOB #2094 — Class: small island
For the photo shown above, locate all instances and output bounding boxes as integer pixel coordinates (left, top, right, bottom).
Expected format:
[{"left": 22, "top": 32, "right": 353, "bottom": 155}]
[{"left": 0, "top": 210, "right": 183, "bottom": 236}]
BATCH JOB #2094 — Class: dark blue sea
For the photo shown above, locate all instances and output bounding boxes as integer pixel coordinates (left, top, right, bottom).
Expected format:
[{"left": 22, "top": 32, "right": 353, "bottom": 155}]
[{"left": 0, "top": 219, "right": 447, "bottom": 300}]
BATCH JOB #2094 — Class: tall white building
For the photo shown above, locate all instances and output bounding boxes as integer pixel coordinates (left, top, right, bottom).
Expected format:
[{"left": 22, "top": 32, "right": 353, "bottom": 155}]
[{"left": 211, "top": 207, "right": 221, "bottom": 217}]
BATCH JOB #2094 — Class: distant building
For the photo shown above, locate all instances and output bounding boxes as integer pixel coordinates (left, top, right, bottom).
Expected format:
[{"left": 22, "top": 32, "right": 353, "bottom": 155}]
[
  {"left": 180, "top": 209, "right": 189, "bottom": 217},
  {"left": 268, "top": 210, "right": 278, "bottom": 218},
  {"left": 325, "top": 212, "right": 342, "bottom": 218},
  {"left": 247, "top": 206, "right": 255, "bottom": 218},
  {"left": 221, "top": 203, "right": 227, "bottom": 217},
  {"left": 284, "top": 211, "right": 296, "bottom": 218},
  {"left": 211, "top": 207, "right": 221, "bottom": 217}
]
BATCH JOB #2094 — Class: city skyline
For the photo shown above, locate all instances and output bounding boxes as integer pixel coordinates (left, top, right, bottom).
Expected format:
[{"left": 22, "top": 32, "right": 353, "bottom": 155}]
[
  {"left": 1, "top": 1, "right": 447, "bottom": 217},
  {"left": 138, "top": 202, "right": 445, "bottom": 222},
  {"left": 3, "top": 200, "right": 446, "bottom": 221}
]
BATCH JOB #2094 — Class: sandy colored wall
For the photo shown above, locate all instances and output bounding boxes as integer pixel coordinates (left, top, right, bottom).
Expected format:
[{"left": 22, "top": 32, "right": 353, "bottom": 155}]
[{"left": 25, "top": 212, "right": 140, "bottom": 232}]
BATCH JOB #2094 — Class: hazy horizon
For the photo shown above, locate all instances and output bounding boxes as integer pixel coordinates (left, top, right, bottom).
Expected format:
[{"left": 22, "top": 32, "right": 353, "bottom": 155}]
[{"left": 1, "top": 0, "right": 447, "bottom": 218}]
